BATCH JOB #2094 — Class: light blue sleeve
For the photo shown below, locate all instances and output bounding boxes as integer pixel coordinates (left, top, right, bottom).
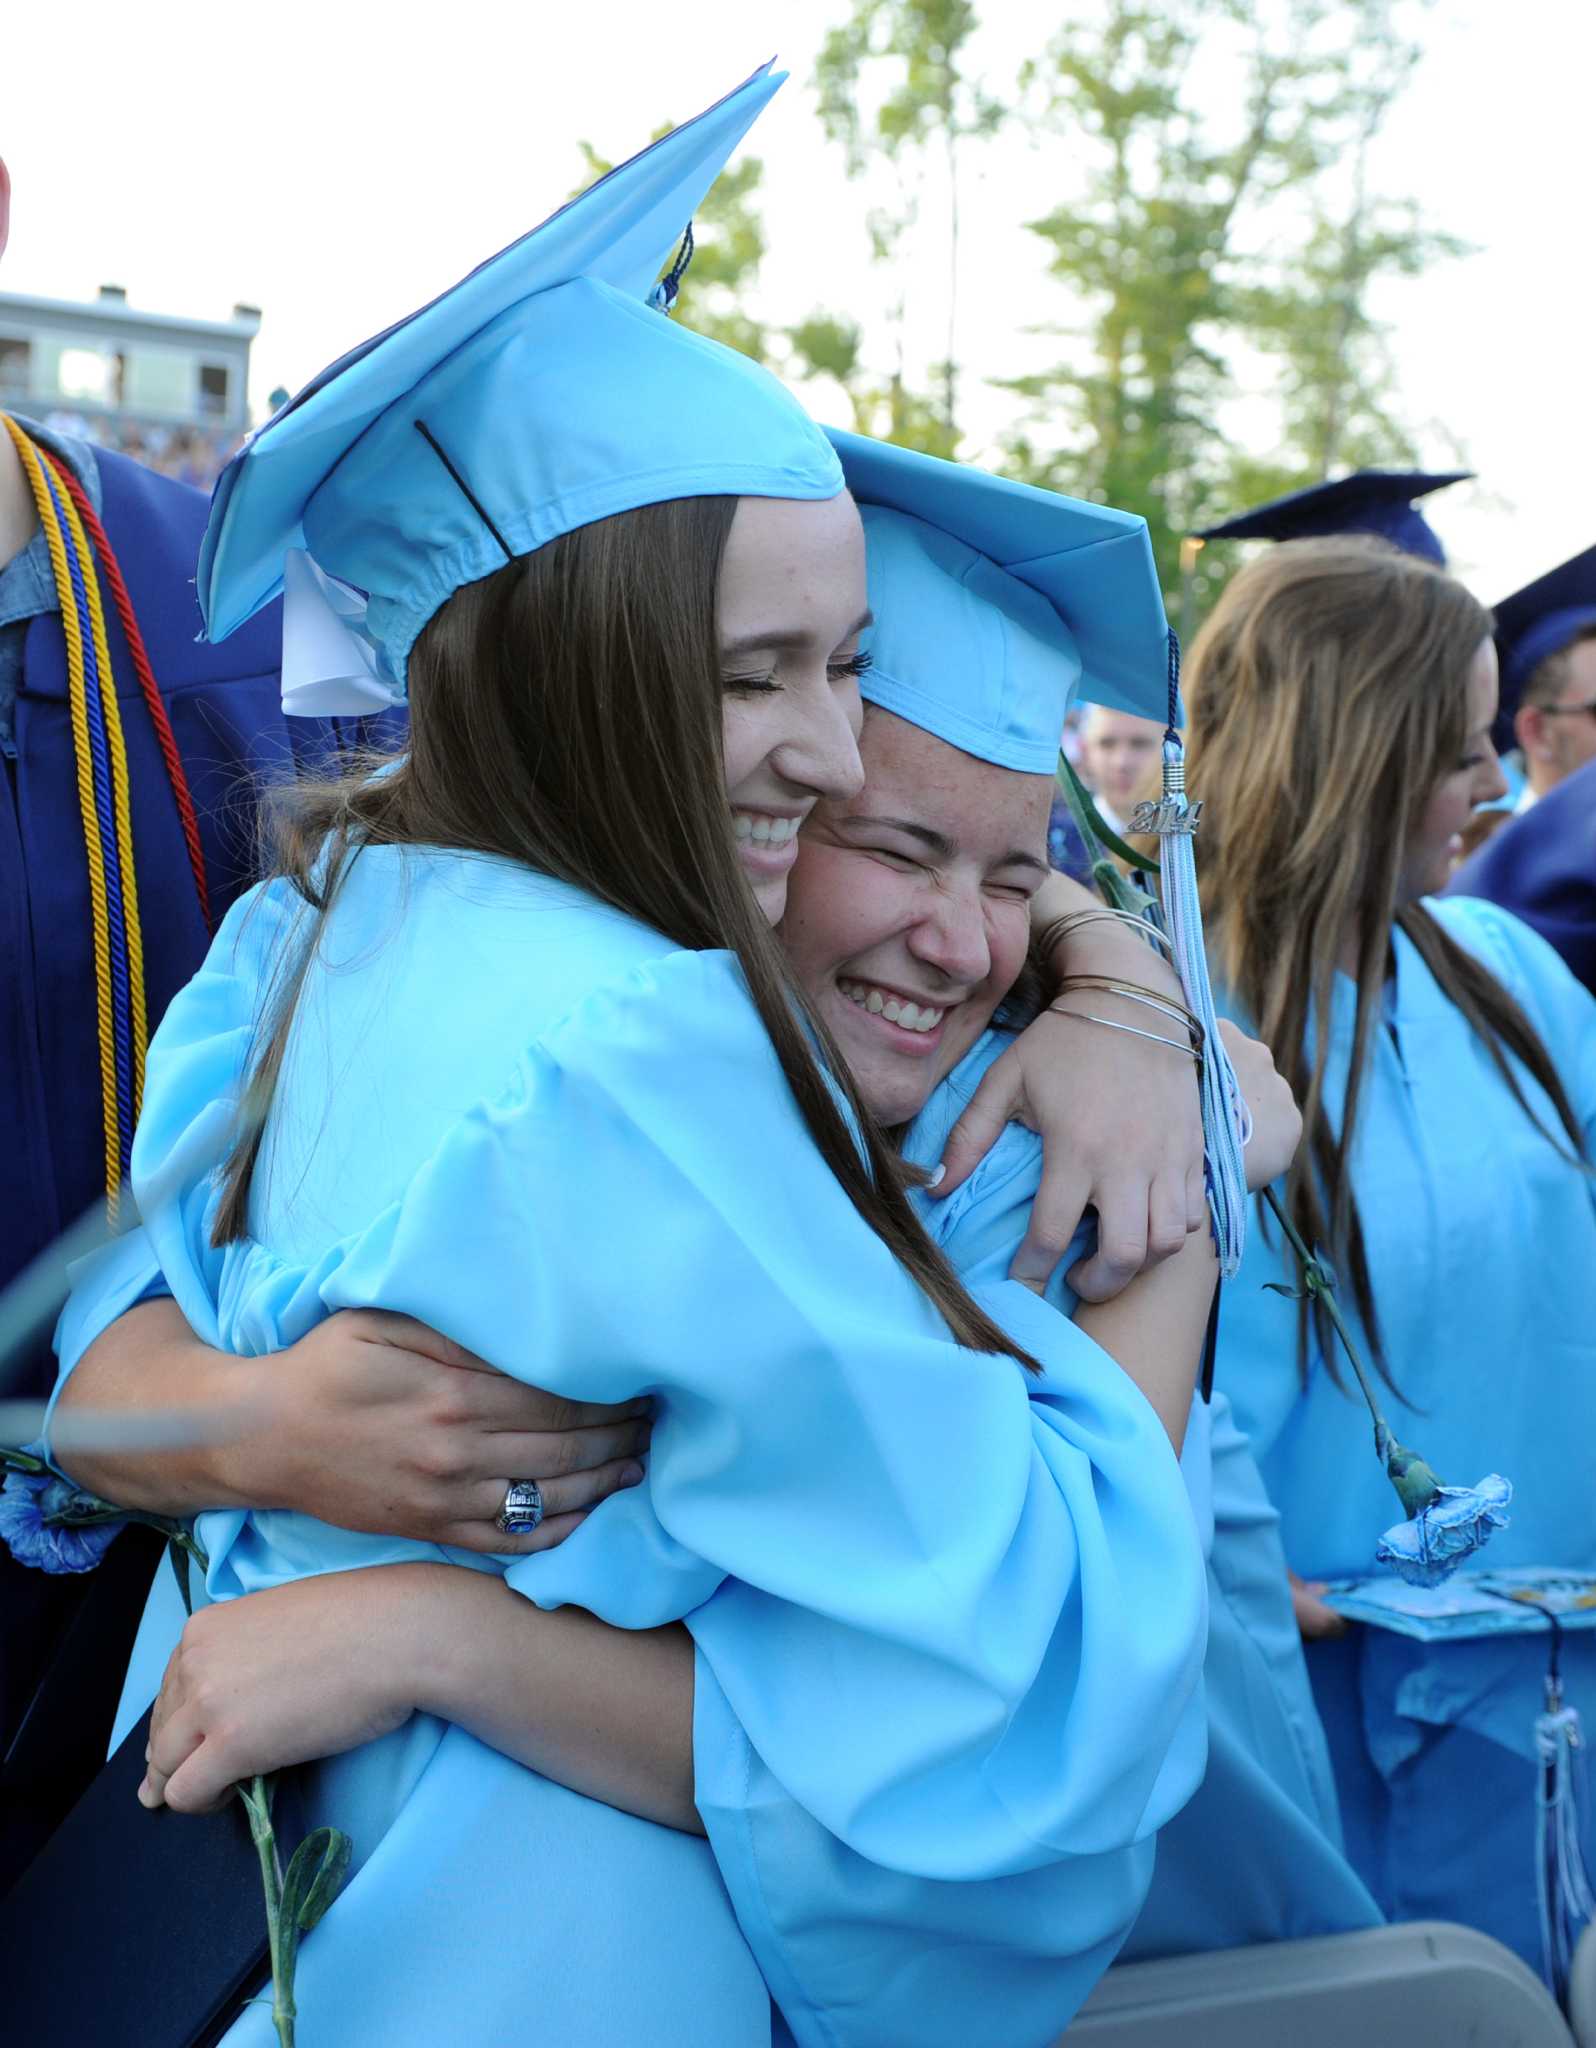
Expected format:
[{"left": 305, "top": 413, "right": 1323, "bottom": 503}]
[
  {"left": 43, "top": 1226, "right": 169, "bottom": 1473},
  {"left": 43, "top": 885, "right": 298, "bottom": 1475},
  {"left": 95, "top": 940, "right": 1207, "bottom": 2044},
  {"left": 914, "top": 1073, "right": 1379, "bottom": 1959}
]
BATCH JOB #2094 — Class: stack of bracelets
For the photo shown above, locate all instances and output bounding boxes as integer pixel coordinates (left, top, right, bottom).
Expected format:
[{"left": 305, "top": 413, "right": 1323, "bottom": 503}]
[{"left": 1035, "top": 906, "right": 1205, "bottom": 1070}]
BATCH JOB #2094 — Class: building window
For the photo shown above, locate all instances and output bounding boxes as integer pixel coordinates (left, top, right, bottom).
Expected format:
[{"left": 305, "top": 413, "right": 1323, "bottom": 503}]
[
  {"left": 58, "top": 347, "right": 112, "bottom": 403},
  {"left": 198, "top": 363, "right": 230, "bottom": 416},
  {"left": 0, "top": 337, "right": 28, "bottom": 396}
]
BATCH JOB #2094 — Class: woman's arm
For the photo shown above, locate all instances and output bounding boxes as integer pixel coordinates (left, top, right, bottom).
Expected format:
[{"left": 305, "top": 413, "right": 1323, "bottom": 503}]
[
  {"left": 54, "top": 1297, "right": 650, "bottom": 1553},
  {"left": 1074, "top": 1019, "right": 1300, "bottom": 1449},
  {"left": 934, "top": 870, "right": 1208, "bottom": 1300},
  {"left": 138, "top": 1562, "right": 701, "bottom": 1835}
]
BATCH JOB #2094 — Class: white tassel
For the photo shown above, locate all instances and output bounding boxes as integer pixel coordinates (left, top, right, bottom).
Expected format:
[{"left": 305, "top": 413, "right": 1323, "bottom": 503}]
[
  {"left": 1537, "top": 1678, "right": 1596, "bottom": 2003},
  {"left": 1135, "top": 635, "right": 1250, "bottom": 1277}
]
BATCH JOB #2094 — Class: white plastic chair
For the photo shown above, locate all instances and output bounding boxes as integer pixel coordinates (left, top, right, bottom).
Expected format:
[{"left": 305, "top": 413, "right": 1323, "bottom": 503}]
[
  {"left": 1064, "top": 1921, "right": 1575, "bottom": 2045},
  {"left": 1567, "top": 1919, "right": 1596, "bottom": 2047}
]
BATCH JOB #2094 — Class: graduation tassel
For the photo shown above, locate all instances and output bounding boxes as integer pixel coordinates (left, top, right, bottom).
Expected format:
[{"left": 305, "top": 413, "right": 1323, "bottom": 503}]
[
  {"left": 1535, "top": 1613, "right": 1596, "bottom": 2005},
  {"left": 1133, "top": 630, "right": 1250, "bottom": 1277}
]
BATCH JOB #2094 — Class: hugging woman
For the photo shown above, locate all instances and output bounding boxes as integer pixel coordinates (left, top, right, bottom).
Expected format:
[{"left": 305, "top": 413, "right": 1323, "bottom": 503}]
[{"left": 45, "top": 69, "right": 1295, "bottom": 2048}]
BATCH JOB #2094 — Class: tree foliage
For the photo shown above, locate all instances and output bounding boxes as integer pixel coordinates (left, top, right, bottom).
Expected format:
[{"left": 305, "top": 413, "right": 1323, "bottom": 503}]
[
  {"left": 581, "top": 1, "right": 1460, "bottom": 607},
  {"left": 573, "top": 133, "right": 770, "bottom": 362},
  {"left": 808, "top": 0, "right": 1001, "bottom": 451},
  {"left": 1003, "top": 0, "right": 1461, "bottom": 596}
]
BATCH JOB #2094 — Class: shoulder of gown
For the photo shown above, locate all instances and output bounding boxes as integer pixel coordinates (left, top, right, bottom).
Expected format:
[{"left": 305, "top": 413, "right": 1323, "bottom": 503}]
[{"left": 1425, "top": 894, "right": 1596, "bottom": 1143}]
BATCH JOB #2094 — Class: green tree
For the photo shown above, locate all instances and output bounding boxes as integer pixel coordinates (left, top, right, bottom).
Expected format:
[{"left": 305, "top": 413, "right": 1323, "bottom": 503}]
[
  {"left": 1002, "top": 0, "right": 1458, "bottom": 600},
  {"left": 811, "top": 0, "right": 1001, "bottom": 450},
  {"left": 1231, "top": 13, "right": 1467, "bottom": 478},
  {"left": 573, "top": 133, "right": 771, "bottom": 362}
]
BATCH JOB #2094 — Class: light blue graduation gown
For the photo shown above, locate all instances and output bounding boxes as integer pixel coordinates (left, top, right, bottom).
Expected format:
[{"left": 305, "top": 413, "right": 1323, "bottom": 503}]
[
  {"left": 52, "top": 846, "right": 1208, "bottom": 2048},
  {"left": 1215, "top": 897, "right": 1596, "bottom": 1967},
  {"left": 904, "top": 1045, "right": 1381, "bottom": 1958}
]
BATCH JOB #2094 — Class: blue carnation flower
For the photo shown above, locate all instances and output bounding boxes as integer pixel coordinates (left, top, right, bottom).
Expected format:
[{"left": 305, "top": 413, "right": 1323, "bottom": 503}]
[
  {"left": 0, "top": 1469, "right": 125, "bottom": 1574},
  {"left": 1376, "top": 1474, "right": 1513, "bottom": 1587}
]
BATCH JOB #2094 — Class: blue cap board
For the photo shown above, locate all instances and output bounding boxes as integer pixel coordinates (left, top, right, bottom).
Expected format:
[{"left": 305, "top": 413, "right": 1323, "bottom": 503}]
[
  {"left": 1496, "top": 544, "right": 1596, "bottom": 693},
  {"left": 828, "top": 428, "right": 1170, "bottom": 771},
  {"left": 198, "top": 63, "right": 843, "bottom": 684},
  {"left": 1195, "top": 469, "right": 1471, "bottom": 567},
  {"left": 1491, "top": 542, "right": 1596, "bottom": 748}
]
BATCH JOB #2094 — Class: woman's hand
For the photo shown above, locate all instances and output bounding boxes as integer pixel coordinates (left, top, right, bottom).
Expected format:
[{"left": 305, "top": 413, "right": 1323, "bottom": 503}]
[
  {"left": 248, "top": 1312, "right": 650, "bottom": 1554},
  {"left": 1217, "top": 1020, "right": 1303, "bottom": 1192},
  {"left": 935, "top": 874, "right": 1204, "bottom": 1300},
  {"left": 139, "top": 1566, "right": 704, "bottom": 1835},
  {"left": 61, "top": 1300, "right": 650, "bottom": 1553},
  {"left": 138, "top": 1566, "right": 447, "bottom": 1812},
  {"left": 1288, "top": 1567, "right": 1350, "bottom": 1641}
]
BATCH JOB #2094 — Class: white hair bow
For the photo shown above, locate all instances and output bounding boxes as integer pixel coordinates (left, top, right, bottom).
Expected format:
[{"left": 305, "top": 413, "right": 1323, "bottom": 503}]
[{"left": 279, "top": 548, "right": 404, "bottom": 718}]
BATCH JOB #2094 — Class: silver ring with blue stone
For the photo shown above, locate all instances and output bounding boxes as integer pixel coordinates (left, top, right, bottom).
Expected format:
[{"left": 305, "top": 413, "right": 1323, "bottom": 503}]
[{"left": 496, "top": 1479, "right": 544, "bottom": 1535}]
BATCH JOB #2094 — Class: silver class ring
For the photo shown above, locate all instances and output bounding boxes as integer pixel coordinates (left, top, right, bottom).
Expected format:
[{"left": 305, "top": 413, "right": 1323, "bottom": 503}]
[{"left": 496, "top": 1479, "right": 545, "bottom": 1535}]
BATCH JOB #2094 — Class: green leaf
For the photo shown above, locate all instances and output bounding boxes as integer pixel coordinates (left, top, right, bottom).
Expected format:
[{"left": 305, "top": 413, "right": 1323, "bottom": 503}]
[
  {"left": 1057, "top": 752, "right": 1161, "bottom": 874},
  {"left": 279, "top": 1826, "right": 353, "bottom": 1937},
  {"left": 1261, "top": 1281, "right": 1306, "bottom": 1299}
]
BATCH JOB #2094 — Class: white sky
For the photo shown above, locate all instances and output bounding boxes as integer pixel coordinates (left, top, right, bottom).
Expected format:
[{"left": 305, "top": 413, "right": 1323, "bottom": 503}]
[{"left": 2, "top": 0, "right": 1589, "bottom": 599}]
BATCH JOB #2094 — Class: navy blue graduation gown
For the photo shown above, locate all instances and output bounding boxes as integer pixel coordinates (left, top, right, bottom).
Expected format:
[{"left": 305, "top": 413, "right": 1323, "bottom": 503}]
[{"left": 0, "top": 440, "right": 401, "bottom": 1375}]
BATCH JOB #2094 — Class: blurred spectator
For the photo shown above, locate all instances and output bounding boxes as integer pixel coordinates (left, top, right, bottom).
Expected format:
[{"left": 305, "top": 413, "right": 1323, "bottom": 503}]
[
  {"left": 32, "top": 407, "right": 240, "bottom": 489},
  {"left": 1078, "top": 705, "right": 1163, "bottom": 834},
  {"left": 1493, "top": 544, "right": 1596, "bottom": 811}
]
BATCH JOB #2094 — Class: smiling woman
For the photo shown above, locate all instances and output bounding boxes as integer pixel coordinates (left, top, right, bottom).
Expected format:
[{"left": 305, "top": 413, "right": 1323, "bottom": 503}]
[
  {"left": 783, "top": 706, "right": 1053, "bottom": 1124},
  {"left": 1185, "top": 533, "right": 1596, "bottom": 1967},
  {"left": 715, "top": 491, "right": 870, "bottom": 920},
  {"left": 31, "top": 70, "right": 1227, "bottom": 2048}
]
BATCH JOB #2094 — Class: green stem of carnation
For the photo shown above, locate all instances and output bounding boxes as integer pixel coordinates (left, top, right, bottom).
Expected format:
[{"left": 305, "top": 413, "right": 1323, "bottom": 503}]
[
  {"left": 1056, "top": 752, "right": 1161, "bottom": 879},
  {"left": 239, "top": 1775, "right": 295, "bottom": 2048},
  {"left": 1259, "top": 1184, "right": 1392, "bottom": 1447}
]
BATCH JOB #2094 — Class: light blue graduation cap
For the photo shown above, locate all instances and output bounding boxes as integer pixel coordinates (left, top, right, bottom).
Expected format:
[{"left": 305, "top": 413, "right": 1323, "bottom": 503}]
[
  {"left": 828, "top": 431, "right": 1250, "bottom": 1280},
  {"left": 826, "top": 428, "right": 1171, "bottom": 773},
  {"left": 199, "top": 63, "right": 843, "bottom": 706}
]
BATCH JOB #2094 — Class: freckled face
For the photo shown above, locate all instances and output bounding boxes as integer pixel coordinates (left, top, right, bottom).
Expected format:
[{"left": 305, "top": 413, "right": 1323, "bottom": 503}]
[
  {"left": 780, "top": 710, "right": 1053, "bottom": 1126},
  {"left": 1401, "top": 638, "right": 1510, "bottom": 900}
]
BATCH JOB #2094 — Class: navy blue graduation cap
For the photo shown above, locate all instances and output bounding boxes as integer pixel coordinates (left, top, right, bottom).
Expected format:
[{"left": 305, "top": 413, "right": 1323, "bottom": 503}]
[
  {"left": 1195, "top": 469, "right": 1472, "bottom": 567},
  {"left": 1492, "top": 542, "right": 1596, "bottom": 749}
]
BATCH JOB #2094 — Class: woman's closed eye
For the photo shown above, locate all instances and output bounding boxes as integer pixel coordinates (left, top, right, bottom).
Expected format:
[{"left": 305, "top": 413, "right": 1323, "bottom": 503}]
[{"left": 723, "top": 651, "right": 873, "bottom": 695}]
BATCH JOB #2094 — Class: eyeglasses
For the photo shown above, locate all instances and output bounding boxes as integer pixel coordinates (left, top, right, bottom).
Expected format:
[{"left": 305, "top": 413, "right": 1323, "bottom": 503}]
[{"left": 1540, "top": 697, "right": 1596, "bottom": 722}]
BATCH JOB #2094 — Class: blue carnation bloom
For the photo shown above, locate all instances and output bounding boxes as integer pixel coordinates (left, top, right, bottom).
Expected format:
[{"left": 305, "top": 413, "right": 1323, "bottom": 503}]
[
  {"left": 0, "top": 1470, "right": 125, "bottom": 1574},
  {"left": 1375, "top": 1474, "right": 1513, "bottom": 1586}
]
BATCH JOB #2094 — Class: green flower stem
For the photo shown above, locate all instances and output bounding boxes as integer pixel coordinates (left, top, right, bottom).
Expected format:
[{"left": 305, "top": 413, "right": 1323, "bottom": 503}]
[
  {"left": 1260, "top": 1184, "right": 1444, "bottom": 1517},
  {"left": 1259, "top": 1185, "right": 1390, "bottom": 1447},
  {"left": 239, "top": 1775, "right": 296, "bottom": 2048},
  {"left": 1056, "top": 752, "right": 1161, "bottom": 880},
  {"left": 1, "top": 1460, "right": 340, "bottom": 2037}
]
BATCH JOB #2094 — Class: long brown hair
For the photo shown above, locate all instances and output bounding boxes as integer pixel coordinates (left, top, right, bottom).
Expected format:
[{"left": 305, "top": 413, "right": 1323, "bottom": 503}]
[
  {"left": 1184, "top": 536, "right": 1588, "bottom": 1387},
  {"left": 214, "top": 494, "right": 1038, "bottom": 1370}
]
